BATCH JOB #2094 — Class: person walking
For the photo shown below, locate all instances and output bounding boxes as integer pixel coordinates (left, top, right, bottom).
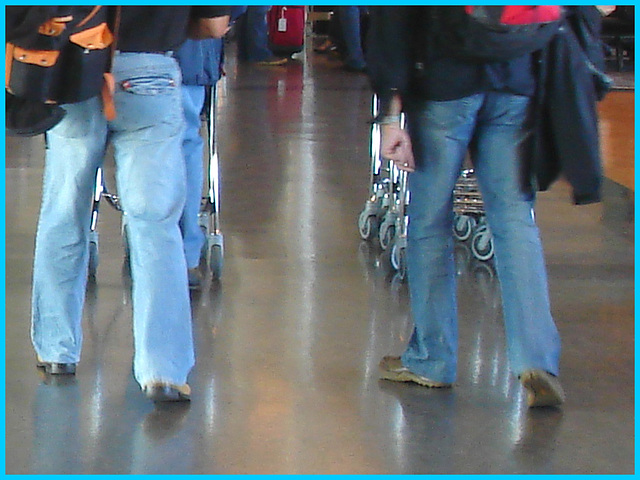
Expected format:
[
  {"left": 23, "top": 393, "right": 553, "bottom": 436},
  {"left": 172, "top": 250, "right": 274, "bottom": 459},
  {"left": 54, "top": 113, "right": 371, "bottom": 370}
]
[
  {"left": 335, "top": 6, "right": 367, "bottom": 72},
  {"left": 175, "top": 37, "right": 225, "bottom": 288},
  {"left": 365, "top": 6, "right": 592, "bottom": 408},
  {"left": 236, "top": 6, "right": 288, "bottom": 66},
  {"left": 24, "top": 6, "right": 230, "bottom": 402}
]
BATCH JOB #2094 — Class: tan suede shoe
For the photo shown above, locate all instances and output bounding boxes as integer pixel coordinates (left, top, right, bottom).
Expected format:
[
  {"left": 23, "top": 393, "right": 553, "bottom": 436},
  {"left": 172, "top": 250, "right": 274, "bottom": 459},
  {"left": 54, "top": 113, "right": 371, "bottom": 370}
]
[
  {"left": 379, "top": 356, "right": 452, "bottom": 388},
  {"left": 519, "top": 369, "right": 565, "bottom": 408}
]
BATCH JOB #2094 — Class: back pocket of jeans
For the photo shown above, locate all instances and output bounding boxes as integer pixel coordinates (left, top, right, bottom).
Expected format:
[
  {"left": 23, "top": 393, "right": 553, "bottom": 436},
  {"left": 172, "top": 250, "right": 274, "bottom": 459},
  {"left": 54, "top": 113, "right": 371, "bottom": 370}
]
[{"left": 120, "top": 75, "right": 176, "bottom": 95}]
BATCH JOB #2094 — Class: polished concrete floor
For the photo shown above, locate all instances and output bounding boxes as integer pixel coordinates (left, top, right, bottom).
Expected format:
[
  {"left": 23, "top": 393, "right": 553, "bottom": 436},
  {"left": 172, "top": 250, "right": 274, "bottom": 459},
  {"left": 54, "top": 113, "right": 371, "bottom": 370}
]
[{"left": 4, "top": 43, "right": 635, "bottom": 474}]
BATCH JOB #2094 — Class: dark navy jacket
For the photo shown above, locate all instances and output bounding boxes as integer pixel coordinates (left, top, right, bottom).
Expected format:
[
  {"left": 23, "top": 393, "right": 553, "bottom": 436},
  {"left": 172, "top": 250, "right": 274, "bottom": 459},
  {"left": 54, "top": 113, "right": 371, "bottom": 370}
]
[
  {"left": 366, "top": 7, "right": 535, "bottom": 105},
  {"left": 529, "top": 9, "right": 607, "bottom": 205}
]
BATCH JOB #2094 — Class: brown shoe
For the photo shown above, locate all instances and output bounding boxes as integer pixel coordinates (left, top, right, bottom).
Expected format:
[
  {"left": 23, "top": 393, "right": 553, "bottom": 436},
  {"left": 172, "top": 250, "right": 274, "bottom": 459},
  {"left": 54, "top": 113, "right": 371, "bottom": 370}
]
[
  {"left": 143, "top": 382, "right": 191, "bottom": 403},
  {"left": 519, "top": 369, "right": 565, "bottom": 408},
  {"left": 379, "top": 356, "right": 452, "bottom": 388},
  {"left": 313, "top": 39, "right": 337, "bottom": 54}
]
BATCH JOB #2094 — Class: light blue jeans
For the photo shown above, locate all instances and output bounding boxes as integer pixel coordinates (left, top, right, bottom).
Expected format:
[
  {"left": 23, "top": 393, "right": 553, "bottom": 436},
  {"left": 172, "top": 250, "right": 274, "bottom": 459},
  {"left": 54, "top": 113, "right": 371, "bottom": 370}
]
[
  {"left": 31, "top": 52, "right": 195, "bottom": 388},
  {"left": 180, "top": 84, "right": 206, "bottom": 269},
  {"left": 401, "top": 92, "right": 561, "bottom": 384}
]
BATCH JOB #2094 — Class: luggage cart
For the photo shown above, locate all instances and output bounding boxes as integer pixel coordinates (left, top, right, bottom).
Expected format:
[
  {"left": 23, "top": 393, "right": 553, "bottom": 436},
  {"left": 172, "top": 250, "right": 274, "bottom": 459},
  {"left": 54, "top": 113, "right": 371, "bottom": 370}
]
[
  {"left": 358, "top": 100, "right": 495, "bottom": 282},
  {"left": 377, "top": 161, "right": 404, "bottom": 251},
  {"left": 381, "top": 113, "right": 410, "bottom": 279},
  {"left": 377, "top": 110, "right": 409, "bottom": 252},
  {"left": 388, "top": 167, "right": 409, "bottom": 279},
  {"left": 357, "top": 96, "right": 409, "bottom": 276},
  {"left": 452, "top": 169, "right": 494, "bottom": 262},
  {"left": 357, "top": 94, "right": 393, "bottom": 242},
  {"left": 198, "top": 83, "right": 224, "bottom": 281},
  {"left": 88, "top": 166, "right": 123, "bottom": 278},
  {"left": 388, "top": 168, "right": 494, "bottom": 281}
]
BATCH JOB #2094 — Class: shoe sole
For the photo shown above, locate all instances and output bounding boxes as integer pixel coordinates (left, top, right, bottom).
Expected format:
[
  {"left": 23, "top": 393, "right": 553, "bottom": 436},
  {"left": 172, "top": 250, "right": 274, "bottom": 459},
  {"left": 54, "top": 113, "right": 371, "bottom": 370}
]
[
  {"left": 145, "top": 385, "right": 191, "bottom": 403},
  {"left": 520, "top": 371, "right": 565, "bottom": 407},
  {"left": 36, "top": 360, "right": 76, "bottom": 375},
  {"left": 379, "top": 369, "right": 452, "bottom": 388}
]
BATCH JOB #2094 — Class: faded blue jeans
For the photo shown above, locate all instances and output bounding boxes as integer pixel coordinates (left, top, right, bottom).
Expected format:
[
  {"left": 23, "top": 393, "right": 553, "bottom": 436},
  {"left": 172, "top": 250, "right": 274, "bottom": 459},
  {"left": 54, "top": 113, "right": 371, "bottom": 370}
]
[
  {"left": 31, "top": 52, "right": 195, "bottom": 388},
  {"left": 401, "top": 92, "right": 561, "bottom": 384},
  {"left": 180, "top": 84, "right": 206, "bottom": 269}
]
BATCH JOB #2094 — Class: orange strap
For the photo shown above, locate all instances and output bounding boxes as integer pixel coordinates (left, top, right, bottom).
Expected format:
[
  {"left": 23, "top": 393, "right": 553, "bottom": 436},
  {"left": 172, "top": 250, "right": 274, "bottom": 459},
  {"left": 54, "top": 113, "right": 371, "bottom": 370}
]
[
  {"left": 101, "top": 6, "right": 120, "bottom": 120},
  {"left": 101, "top": 72, "right": 116, "bottom": 121},
  {"left": 5, "top": 43, "right": 15, "bottom": 90},
  {"left": 76, "top": 6, "right": 102, "bottom": 28},
  {"left": 69, "top": 22, "right": 113, "bottom": 50}
]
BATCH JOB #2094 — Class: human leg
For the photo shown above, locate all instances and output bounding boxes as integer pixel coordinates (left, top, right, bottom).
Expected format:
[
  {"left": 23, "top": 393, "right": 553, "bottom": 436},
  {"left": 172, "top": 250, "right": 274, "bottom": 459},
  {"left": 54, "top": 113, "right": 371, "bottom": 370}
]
[
  {"left": 31, "top": 97, "right": 108, "bottom": 367},
  {"left": 109, "top": 52, "right": 194, "bottom": 393},
  {"left": 336, "top": 6, "right": 366, "bottom": 71},
  {"left": 239, "top": 6, "right": 276, "bottom": 62},
  {"left": 470, "top": 92, "right": 561, "bottom": 379},
  {"left": 180, "top": 84, "right": 206, "bottom": 272},
  {"left": 394, "top": 96, "right": 484, "bottom": 385}
]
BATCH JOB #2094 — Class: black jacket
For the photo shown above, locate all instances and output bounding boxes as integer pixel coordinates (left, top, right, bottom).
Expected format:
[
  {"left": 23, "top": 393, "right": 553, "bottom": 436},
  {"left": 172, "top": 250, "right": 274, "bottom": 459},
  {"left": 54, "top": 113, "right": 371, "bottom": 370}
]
[
  {"left": 365, "top": 6, "right": 605, "bottom": 205},
  {"left": 118, "top": 6, "right": 230, "bottom": 52},
  {"left": 366, "top": 7, "right": 535, "bottom": 106},
  {"left": 528, "top": 8, "right": 607, "bottom": 204}
]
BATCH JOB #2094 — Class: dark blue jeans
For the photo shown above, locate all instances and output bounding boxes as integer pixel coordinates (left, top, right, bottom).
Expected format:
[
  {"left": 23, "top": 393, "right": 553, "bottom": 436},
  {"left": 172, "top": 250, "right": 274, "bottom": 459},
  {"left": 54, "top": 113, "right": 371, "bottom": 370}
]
[
  {"left": 336, "top": 6, "right": 367, "bottom": 69},
  {"left": 237, "top": 6, "right": 273, "bottom": 62}
]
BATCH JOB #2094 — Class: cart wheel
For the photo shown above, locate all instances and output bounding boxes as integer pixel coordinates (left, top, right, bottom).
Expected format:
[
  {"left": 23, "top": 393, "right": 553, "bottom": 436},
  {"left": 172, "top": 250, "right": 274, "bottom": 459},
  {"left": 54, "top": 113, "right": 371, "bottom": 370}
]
[
  {"left": 210, "top": 244, "right": 223, "bottom": 280},
  {"left": 390, "top": 242, "right": 407, "bottom": 279},
  {"left": 453, "top": 214, "right": 475, "bottom": 241},
  {"left": 471, "top": 225, "right": 494, "bottom": 262},
  {"left": 379, "top": 223, "right": 396, "bottom": 251},
  {"left": 88, "top": 239, "right": 99, "bottom": 278},
  {"left": 358, "top": 213, "right": 378, "bottom": 241}
]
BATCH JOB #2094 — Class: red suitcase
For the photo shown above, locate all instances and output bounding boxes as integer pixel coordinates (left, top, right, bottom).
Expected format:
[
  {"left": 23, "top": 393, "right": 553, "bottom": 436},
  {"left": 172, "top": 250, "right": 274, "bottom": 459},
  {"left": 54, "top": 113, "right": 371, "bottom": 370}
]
[{"left": 267, "top": 6, "right": 306, "bottom": 56}]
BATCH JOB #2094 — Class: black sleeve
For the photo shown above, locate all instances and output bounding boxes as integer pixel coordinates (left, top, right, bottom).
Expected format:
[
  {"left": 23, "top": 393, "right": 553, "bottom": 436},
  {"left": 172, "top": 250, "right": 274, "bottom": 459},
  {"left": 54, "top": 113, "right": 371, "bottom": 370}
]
[
  {"left": 6, "top": 6, "right": 59, "bottom": 44},
  {"left": 544, "top": 26, "right": 603, "bottom": 204},
  {"left": 365, "top": 7, "right": 413, "bottom": 115},
  {"left": 191, "top": 6, "right": 231, "bottom": 18},
  {"left": 563, "top": 6, "right": 611, "bottom": 99}
]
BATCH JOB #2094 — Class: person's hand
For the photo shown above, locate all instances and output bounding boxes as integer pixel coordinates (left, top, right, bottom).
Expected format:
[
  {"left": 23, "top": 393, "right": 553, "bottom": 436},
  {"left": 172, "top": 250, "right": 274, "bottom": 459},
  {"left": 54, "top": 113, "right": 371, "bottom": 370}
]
[
  {"left": 381, "top": 124, "right": 415, "bottom": 172},
  {"left": 188, "top": 15, "right": 231, "bottom": 39}
]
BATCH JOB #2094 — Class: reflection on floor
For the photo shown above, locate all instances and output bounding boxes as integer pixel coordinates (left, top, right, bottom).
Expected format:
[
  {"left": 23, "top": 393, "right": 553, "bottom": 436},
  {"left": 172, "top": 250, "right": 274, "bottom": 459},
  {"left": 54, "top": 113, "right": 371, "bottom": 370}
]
[{"left": 4, "top": 43, "right": 635, "bottom": 474}]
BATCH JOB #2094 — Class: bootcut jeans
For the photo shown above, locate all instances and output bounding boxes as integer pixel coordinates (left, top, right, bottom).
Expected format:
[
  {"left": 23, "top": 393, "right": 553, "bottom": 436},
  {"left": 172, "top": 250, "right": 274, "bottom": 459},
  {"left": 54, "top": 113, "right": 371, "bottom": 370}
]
[
  {"left": 401, "top": 91, "right": 561, "bottom": 384},
  {"left": 31, "top": 52, "right": 195, "bottom": 388}
]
